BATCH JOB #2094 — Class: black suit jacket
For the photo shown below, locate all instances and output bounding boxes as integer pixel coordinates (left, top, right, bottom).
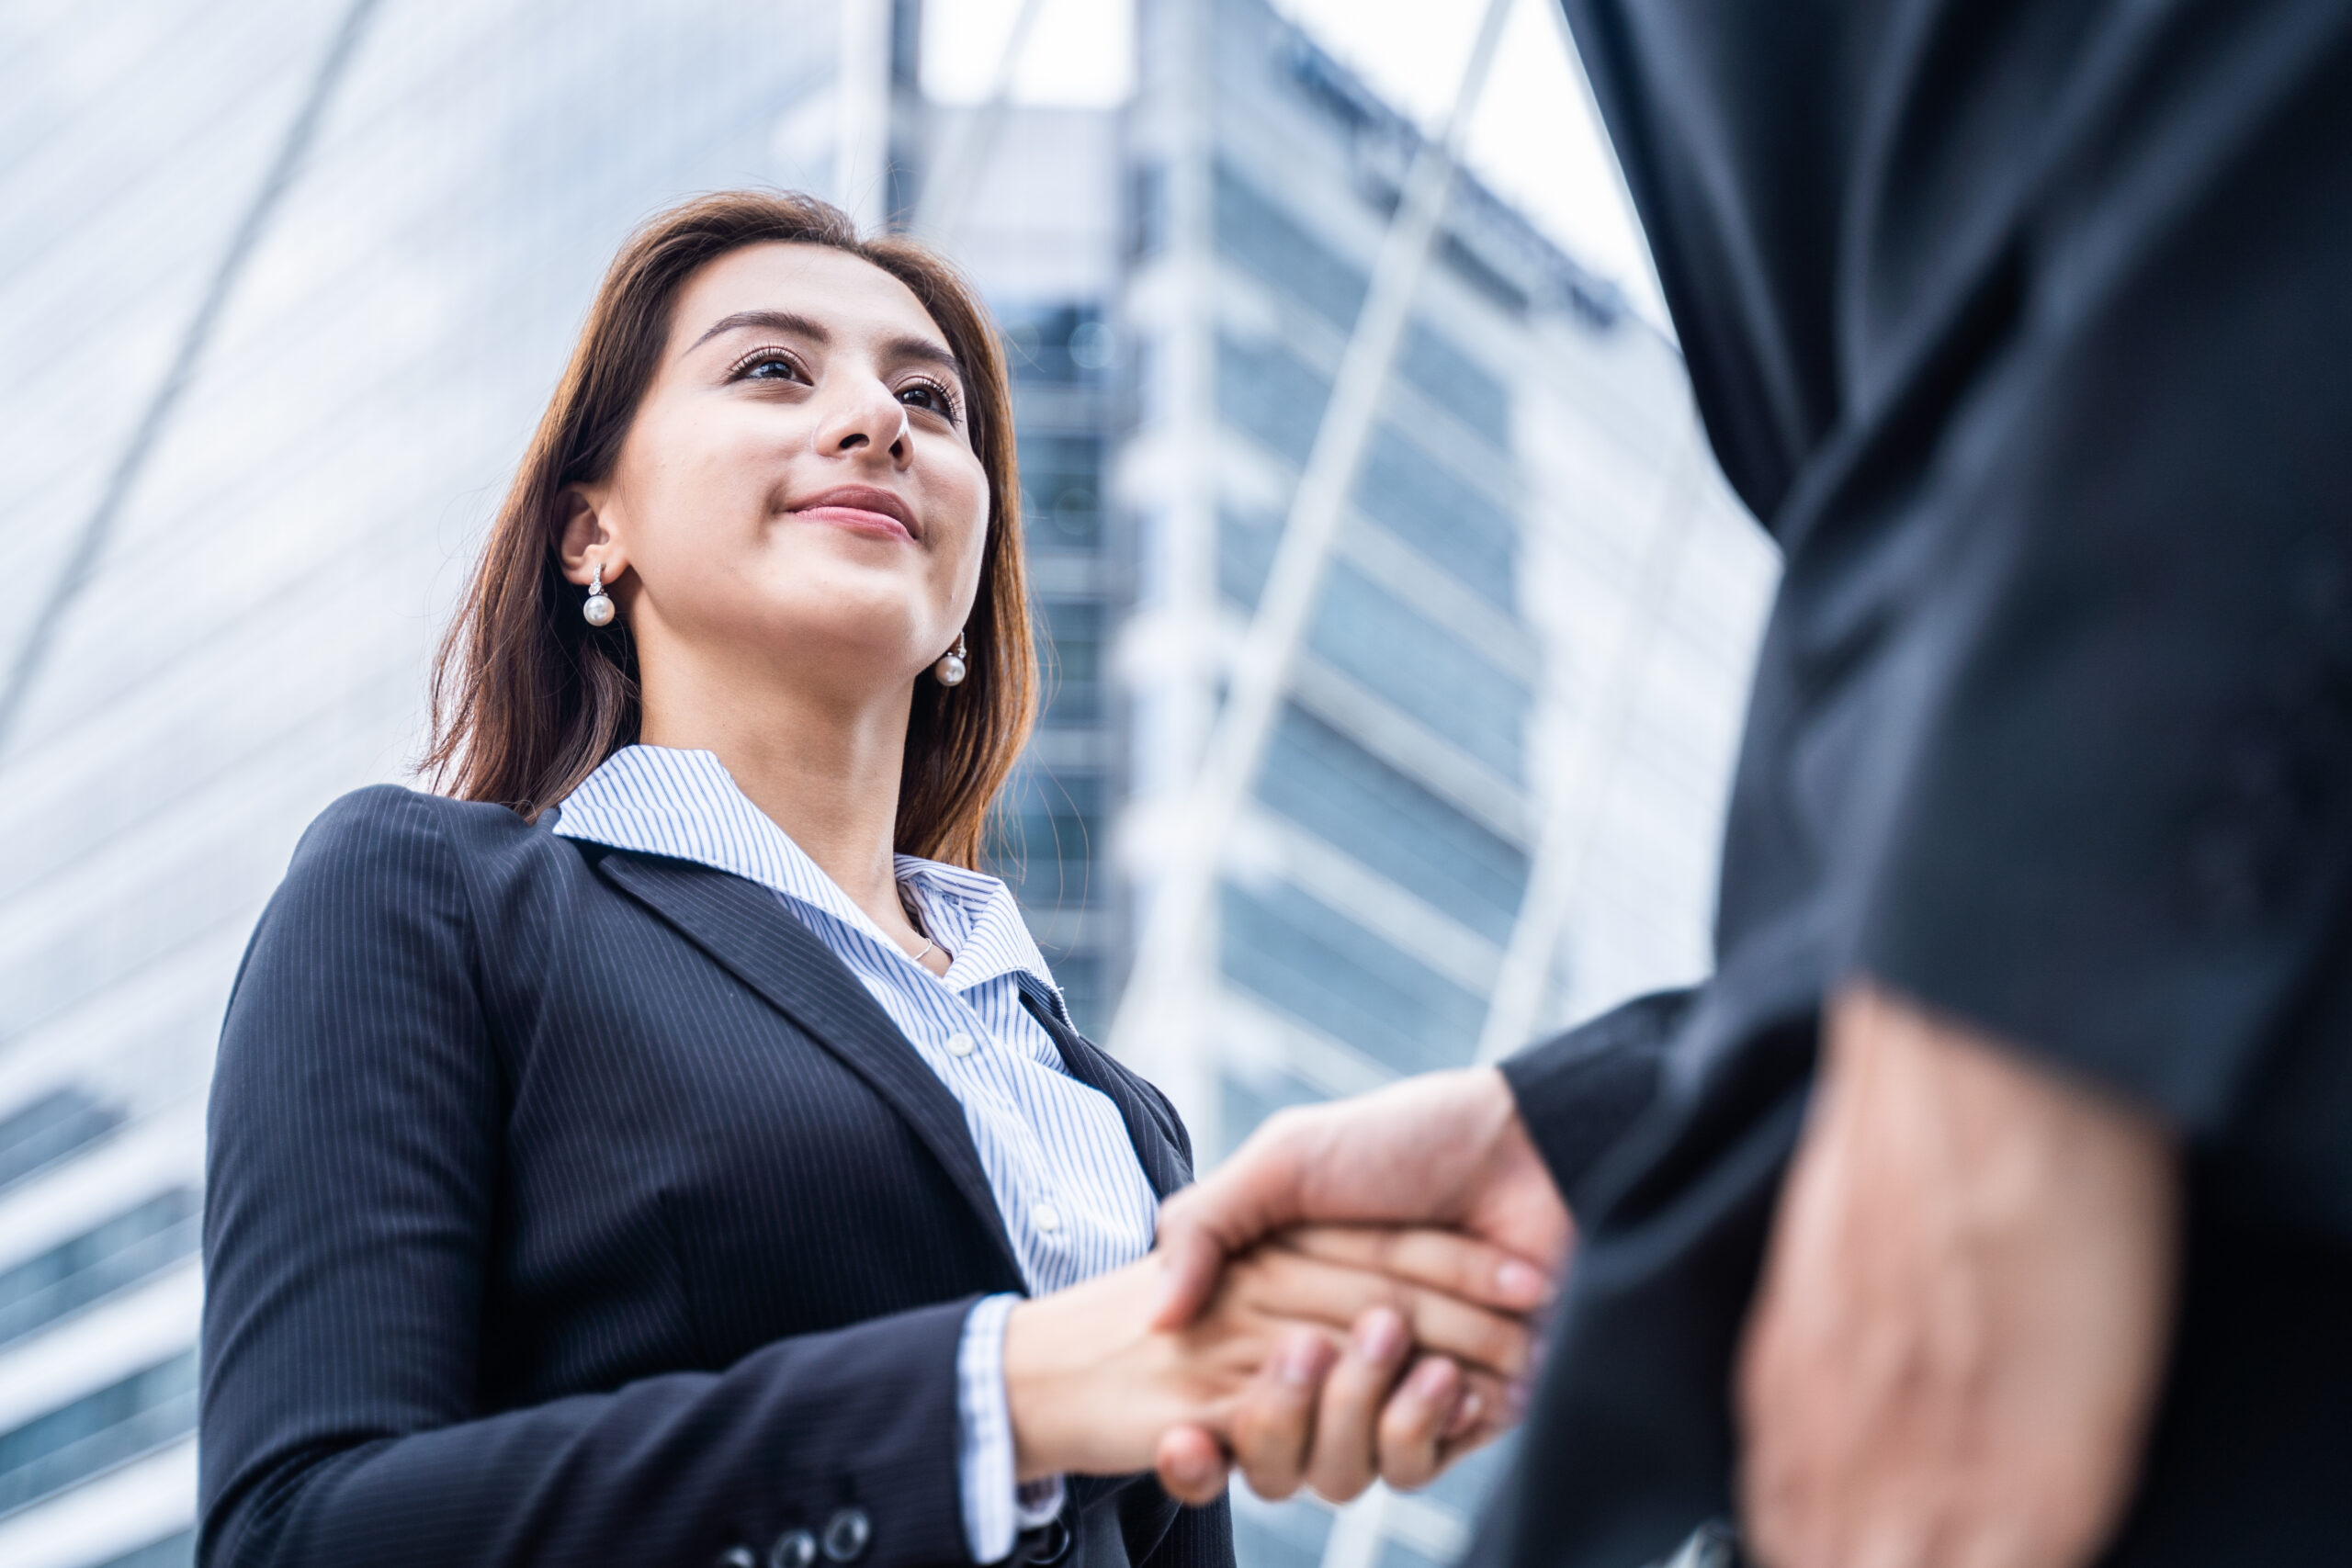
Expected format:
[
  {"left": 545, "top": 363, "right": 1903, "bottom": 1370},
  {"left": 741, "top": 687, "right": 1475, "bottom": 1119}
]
[
  {"left": 199, "top": 785, "right": 1231, "bottom": 1568},
  {"left": 1484, "top": 2, "right": 2352, "bottom": 1563}
]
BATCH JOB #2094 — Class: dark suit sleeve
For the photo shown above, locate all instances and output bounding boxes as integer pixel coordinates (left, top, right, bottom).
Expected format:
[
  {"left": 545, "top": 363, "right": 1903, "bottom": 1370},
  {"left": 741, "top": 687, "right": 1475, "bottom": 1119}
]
[
  {"left": 1499, "top": 989, "right": 1688, "bottom": 1213},
  {"left": 1838, "top": 21, "right": 2352, "bottom": 1228},
  {"left": 200, "top": 788, "right": 975, "bottom": 1568}
]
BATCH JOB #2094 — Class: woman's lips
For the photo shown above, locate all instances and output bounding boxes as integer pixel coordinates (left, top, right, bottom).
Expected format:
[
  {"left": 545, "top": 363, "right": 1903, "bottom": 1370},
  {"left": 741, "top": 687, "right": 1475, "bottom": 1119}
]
[
  {"left": 790, "top": 486, "right": 918, "bottom": 540},
  {"left": 796, "top": 504, "right": 913, "bottom": 539}
]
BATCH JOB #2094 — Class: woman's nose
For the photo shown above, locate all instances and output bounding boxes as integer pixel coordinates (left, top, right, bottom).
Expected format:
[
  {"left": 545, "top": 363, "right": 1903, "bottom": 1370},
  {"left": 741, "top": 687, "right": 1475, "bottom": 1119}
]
[{"left": 817, "top": 381, "right": 912, "bottom": 468}]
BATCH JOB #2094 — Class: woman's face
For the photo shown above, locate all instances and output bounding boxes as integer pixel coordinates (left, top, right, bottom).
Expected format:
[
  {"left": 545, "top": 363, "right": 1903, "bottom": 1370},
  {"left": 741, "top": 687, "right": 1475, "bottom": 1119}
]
[{"left": 568, "top": 242, "right": 989, "bottom": 701}]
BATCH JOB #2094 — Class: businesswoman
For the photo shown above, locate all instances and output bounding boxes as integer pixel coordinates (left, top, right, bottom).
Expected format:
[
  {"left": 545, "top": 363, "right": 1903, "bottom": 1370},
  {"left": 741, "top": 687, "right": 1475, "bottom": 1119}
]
[{"left": 198, "top": 191, "right": 1539, "bottom": 1568}]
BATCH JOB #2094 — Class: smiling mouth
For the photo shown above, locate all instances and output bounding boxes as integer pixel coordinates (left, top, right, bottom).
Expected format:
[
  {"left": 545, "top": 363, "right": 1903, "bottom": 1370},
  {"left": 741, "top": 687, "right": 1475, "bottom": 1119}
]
[{"left": 790, "top": 485, "right": 918, "bottom": 540}]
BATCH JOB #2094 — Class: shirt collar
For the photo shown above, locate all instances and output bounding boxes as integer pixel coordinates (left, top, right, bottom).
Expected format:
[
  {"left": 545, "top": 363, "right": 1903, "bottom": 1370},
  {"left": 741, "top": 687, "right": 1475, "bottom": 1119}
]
[{"left": 553, "top": 745, "right": 1059, "bottom": 1002}]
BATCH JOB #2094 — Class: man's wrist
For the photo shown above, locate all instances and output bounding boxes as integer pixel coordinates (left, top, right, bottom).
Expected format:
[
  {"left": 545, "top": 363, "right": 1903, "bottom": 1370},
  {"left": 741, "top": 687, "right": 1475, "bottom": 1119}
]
[{"left": 1497, "top": 989, "right": 1685, "bottom": 1210}]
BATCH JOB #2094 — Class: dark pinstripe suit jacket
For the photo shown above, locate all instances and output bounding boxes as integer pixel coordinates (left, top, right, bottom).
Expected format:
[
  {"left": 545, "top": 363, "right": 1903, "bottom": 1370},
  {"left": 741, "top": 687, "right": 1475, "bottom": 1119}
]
[{"left": 198, "top": 784, "right": 1231, "bottom": 1568}]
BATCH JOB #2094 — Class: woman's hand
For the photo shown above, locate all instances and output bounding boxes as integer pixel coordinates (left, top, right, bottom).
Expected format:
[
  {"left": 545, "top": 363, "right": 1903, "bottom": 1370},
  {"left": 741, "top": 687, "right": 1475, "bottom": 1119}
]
[{"left": 1002, "top": 1224, "right": 1542, "bottom": 1485}]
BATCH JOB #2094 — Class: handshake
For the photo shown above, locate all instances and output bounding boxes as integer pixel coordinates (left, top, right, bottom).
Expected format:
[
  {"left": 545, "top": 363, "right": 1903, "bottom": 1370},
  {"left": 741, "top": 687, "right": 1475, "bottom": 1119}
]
[{"left": 1001, "top": 1066, "right": 1566, "bottom": 1504}]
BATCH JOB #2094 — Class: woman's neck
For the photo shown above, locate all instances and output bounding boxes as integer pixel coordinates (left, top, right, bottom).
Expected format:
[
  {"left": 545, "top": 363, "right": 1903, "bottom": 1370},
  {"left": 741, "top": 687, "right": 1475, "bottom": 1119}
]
[{"left": 636, "top": 648, "right": 922, "bottom": 948}]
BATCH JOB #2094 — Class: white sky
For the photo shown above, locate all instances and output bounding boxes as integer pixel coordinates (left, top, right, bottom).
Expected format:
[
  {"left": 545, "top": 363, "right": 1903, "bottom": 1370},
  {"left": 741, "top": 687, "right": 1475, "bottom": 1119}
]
[{"left": 921, "top": 0, "right": 1666, "bottom": 325}]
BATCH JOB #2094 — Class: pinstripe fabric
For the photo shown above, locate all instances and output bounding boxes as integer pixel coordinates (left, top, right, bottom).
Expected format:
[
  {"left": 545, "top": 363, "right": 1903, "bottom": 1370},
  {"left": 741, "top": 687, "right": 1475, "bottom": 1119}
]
[
  {"left": 552, "top": 746, "right": 1159, "bottom": 1560},
  {"left": 200, "top": 784, "right": 1232, "bottom": 1568}
]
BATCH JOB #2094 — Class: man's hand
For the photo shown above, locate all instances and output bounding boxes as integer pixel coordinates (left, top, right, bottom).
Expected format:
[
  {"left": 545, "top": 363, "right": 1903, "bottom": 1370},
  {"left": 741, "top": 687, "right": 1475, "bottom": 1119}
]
[
  {"left": 1736, "top": 982, "right": 2182, "bottom": 1568},
  {"left": 1152, "top": 1067, "right": 1568, "bottom": 1327},
  {"left": 1003, "top": 1226, "right": 1534, "bottom": 1481},
  {"left": 1148, "top": 1067, "right": 1570, "bottom": 1503}
]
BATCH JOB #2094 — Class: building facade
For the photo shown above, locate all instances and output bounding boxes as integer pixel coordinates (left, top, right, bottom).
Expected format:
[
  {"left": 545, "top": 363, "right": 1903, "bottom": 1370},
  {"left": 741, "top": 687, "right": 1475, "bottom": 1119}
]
[
  {"left": 1104, "top": 1, "right": 1777, "bottom": 1562},
  {"left": 0, "top": 2, "right": 1773, "bottom": 1566}
]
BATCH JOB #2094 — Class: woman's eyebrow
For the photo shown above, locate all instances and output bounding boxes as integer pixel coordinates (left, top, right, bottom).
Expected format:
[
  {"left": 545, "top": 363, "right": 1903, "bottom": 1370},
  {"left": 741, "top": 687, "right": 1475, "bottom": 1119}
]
[
  {"left": 888, "top": 338, "right": 964, "bottom": 392},
  {"left": 687, "top": 309, "right": 829, "bottom": 355},
  {"left": 882, "top": 333, "right": 965, "bottom": 383}
]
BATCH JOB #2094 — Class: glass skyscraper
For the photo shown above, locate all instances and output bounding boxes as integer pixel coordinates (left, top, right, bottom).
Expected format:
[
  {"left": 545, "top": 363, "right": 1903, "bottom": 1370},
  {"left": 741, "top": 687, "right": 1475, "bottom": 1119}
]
[
  {"left": 0, "top": 4, "right": 1774, "bottom": 1566},
  {"left": 1107, "top": 1, "right": 1776, "bottom": 1561}
]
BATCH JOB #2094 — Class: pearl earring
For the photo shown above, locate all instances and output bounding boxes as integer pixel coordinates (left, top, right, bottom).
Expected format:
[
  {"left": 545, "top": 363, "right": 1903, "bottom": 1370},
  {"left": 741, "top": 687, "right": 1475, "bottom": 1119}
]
[
  {"left": 934, "top": 631, "right": 968, "bottom": 687},
  {"left": 582, "top": 564, "right": 615, "bottom": 627}
]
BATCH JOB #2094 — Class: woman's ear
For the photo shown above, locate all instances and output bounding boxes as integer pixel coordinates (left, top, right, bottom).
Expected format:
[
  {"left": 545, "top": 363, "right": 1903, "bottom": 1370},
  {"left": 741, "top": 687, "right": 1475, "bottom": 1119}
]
[{"left": 558, "top": 486, "right": 628, "bottom": 586}]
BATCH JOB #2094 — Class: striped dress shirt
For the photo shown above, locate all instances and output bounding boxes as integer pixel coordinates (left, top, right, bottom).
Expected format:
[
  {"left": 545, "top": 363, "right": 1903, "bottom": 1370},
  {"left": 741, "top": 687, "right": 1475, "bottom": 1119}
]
[{"left": 553, "top": 745, "right": 1159, "bottom": 1562}]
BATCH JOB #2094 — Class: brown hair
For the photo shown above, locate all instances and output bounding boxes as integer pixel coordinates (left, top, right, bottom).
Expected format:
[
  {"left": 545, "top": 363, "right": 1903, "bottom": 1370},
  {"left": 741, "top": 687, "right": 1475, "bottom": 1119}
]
[{"left": 424, "top": 190, "right": 1035, "bottom": 867}]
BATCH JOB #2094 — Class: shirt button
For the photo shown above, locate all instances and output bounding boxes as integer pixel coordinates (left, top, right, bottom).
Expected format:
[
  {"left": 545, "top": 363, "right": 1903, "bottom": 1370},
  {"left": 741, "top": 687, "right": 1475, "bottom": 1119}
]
[
  {"left": 770, "top": 1529, "right": 818, "bottom": 1568},
  {"left": 1035, "top": 1203, "right": 1062, "bottom": 1235},
  {"left": 944, "top": 1032, "right": 977, "bottom": 1058}
]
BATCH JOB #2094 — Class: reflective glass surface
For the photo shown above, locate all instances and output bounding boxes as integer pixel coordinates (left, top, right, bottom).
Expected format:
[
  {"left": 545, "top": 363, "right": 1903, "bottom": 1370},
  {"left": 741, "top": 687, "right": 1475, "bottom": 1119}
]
[
  {"left": 0, "top": 1190, "right": 199, "bottom": 1350},
  {"left": 0, "top": 1351, "right": 198, "bottom": 1516}
]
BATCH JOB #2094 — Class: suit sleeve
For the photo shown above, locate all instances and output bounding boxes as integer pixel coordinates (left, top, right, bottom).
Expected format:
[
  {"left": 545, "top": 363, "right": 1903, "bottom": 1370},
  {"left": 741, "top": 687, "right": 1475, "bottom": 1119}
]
[
  {"left": 1499, "top": 989, "right": 1688, "bottom": 1214},
  {"left": 1844, "top": 20, "right": 2352, "bottom": 1229},
  {"left": 199, "top": 787, "right": 976, "bottom": 1568}
]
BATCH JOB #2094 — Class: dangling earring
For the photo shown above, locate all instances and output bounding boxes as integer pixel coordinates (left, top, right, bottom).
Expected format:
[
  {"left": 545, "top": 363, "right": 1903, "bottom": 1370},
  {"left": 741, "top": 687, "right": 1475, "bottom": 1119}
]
[
  {"left": 934, "top": 630, "right": 968, "bottom": 687},
  {"left": 582, "top": 564, "right": 615, "bottom": 627}
]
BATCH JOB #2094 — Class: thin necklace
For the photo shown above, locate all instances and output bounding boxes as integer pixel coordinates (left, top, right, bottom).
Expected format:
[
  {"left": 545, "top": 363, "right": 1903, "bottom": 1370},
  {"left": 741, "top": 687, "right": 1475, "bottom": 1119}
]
[{"left": 899, "top": 885, "right": 944, "bottom": 967}]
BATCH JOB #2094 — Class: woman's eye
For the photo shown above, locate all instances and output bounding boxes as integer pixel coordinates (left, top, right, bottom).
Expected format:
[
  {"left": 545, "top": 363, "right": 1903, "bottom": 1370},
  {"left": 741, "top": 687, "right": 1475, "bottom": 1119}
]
[
  {"left": 729, "top": 349, "right": 803, "bottom": 383},
  {"left": 899, "top": 380, "right": 956, "bottom": 420}
]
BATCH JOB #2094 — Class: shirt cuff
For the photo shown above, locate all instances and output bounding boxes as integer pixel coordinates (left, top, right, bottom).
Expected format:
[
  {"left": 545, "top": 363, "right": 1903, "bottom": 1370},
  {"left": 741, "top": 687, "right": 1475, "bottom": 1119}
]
[{"left": 956, "top": 1293, "right": 1067, "bottom": 1562}]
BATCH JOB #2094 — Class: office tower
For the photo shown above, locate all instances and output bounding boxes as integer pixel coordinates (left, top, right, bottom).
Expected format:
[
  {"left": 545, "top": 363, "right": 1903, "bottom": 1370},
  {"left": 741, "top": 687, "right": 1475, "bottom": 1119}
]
[
  {"left": 0, "top": 1, "right": 1773, "bottom": 1565},
  {"left": 0, "top": 5, "right": 905, "bottom": 1564},
  {"left": 937, "top": 100, "right": 1131, "bottom": 1036},
  {"left": 1108, "top": 0, "right": 1778, "bottom": 1562}
]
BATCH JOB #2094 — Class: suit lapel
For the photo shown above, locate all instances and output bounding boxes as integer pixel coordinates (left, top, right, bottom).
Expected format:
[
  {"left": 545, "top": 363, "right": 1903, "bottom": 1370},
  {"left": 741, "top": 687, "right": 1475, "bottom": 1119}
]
[
  {"left": 1018, "top": 988, "right": 1191, "bottom": 1200},
  {"left": 594, "top": 848, "right": 1025, "bottom": 1287}
]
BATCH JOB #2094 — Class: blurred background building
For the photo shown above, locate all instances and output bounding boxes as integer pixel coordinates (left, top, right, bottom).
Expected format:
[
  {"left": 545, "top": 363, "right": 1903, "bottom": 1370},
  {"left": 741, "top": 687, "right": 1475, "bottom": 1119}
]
[{"left": 0, "top": 2, "right": 1775, "bottom": 1566}]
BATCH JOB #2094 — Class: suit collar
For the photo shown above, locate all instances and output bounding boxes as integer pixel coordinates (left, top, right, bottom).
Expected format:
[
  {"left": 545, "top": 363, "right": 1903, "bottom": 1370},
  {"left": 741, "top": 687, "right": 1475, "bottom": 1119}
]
[
  {"left": 555, "top": 744, "right": 1068, "bottom": 1004},
  {"left": 591, "top": 846, "right": 1029, "bottom": 1290}
]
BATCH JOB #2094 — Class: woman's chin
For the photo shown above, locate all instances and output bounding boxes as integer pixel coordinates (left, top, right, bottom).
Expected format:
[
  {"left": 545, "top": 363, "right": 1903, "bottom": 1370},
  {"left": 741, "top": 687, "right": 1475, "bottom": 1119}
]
[{"left": 747, "top": 610, "right": 939, "bottom": 687}]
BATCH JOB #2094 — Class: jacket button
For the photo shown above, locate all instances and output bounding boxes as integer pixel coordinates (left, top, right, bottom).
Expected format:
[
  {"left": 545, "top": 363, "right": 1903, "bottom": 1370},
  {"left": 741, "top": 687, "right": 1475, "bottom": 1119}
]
[
  {"left": 822, "top": 1507, "right": 873, "bottom": 1562},
  {"left": 719, "top": 1550, "right": 757, "bottom": 1568},
  {"left": 769, "top": 1528, "right": 819, "bottom": 1568},
  {"left": 1023, "top": 1516, "right": 1073, "bottom": 1565}
]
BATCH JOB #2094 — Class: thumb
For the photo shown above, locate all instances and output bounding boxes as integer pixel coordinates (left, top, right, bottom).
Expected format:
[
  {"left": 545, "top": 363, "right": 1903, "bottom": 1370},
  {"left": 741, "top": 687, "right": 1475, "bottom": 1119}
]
[
  {"left": 1155, "top": 1423, "right": 1231, "bottom": 1506},
  {"left": 1148, "top": 1218, "right": 1228, "bottom": 1330}
]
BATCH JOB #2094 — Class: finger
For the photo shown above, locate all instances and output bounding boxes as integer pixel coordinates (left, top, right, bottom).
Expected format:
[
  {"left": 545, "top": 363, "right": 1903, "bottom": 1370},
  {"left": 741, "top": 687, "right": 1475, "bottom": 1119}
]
[
  {"left": 1387, "top": 1278, "right": 1533, "bottom": 1381},
  {"left": 1374, "top": 1356, "right": 1459, "bottom": 1491},
  {"left": 1154, "top": 1424, "right": 1232, "bottom": 1507},
  {"left": 1275, "top": 1226, "right": 1554, "bottom": 1314},
  {"left": 1228, "top": 1328, "right": 1338, "bottom": 1501},
  {"left": 1228, "top": 1250, "right": 1533, "bottom": 1380},
  {"left": 1436, "top": 1376, "right": 1505, "bottom": 1465},
  {"left": 1305, "top": 1307, "right": 1411, "bottom": 1504}
]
